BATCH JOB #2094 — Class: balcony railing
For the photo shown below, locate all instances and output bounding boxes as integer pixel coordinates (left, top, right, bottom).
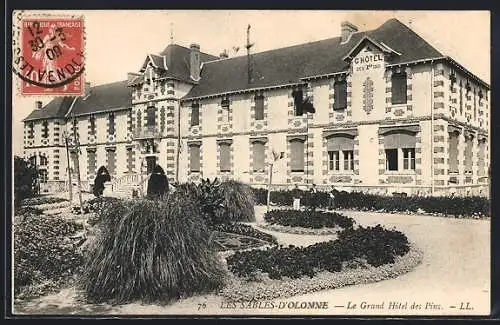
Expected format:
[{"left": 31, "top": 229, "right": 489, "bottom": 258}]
[{"left": 133, "top": 126, "right": 164, "bottom": 139}]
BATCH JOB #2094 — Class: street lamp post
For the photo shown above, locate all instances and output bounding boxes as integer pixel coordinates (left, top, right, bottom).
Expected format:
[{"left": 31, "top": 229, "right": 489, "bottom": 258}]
[{"left": 63, "top": 132, "right": 73, "bottom": 202}]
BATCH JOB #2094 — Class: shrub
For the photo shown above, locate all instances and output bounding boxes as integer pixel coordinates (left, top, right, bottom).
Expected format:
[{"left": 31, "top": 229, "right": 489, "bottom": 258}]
[
  {"left": 14, "top": 215, "right": 84, "bottom": 299},
  {"left": 214, "top": 223, "right": 277, "bottom": 245},
  {"left": 175, "top": 178, "right": 255, "bottom": 226},
  {"left": 252, "top": 188, "right": 490, "bottom": 218},
  {"left": 21, "top": 196, "right": 67, "bottom": 206},
  {"left": 227, "top": 225, "right": 410, "bottom": 280},
  {"left": 219, "top": 180, "right": 255, "bottom": 223},
  {"left": 264, "top": 209, "right": 354, "bottom": 229},
  {"left": 14, "top": 156, "right": 38, "bottom": 207},
  {"left": 14, "top": 205, "right": 44, "bottom": 217},
  {"left": 80, "top": 194, "right": 227, "bottom": 304}
]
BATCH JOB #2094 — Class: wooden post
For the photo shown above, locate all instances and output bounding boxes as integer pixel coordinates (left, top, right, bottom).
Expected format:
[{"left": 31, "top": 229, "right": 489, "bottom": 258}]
[
  {"left": 64, "top": 133, "right": 73, "bottom": 202},
  {"left": 71, "top": 117, "right": 84, "bottom": 213},
  {"left": 267, "top": 162, "right": 273, "bottom": 213}
]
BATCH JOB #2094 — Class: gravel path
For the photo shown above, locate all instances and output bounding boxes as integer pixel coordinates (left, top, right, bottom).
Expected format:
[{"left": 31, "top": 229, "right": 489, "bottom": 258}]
[{"left": 14, "top": 206, "right": 490, "bottom": 316}]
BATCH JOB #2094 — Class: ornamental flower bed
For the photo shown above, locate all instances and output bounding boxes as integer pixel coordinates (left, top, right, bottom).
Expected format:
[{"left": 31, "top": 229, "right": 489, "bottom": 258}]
[
  {"left": 21, "top": 196, "right": 68, "bottom": 206},
  {"left": 213, "top": 223, "right": 278, "bottom": 245},
  {"left": 14, "top": 215, "right": 84, "bottom": 300},
  {"left": 264, "top": 209, "right": 354, "bottom": 230},
  {"left": 226, "top": 225, "right": 410, "bottom": 280},
  {"left": 221, "top": 246, "right": 423, "bottom": 302},
  {"left": 252, "top": 188, "right": 489, "bottom": 218}
]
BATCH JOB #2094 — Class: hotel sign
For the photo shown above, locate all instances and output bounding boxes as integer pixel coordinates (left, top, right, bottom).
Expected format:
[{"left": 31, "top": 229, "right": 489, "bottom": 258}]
[{"left": 353, "top": 49, "right": 384, "bottom": 73}]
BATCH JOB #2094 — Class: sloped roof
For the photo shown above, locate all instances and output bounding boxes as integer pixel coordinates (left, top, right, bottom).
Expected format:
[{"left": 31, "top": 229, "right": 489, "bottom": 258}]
[
  {"left": 23, "top": 81, "right": 132, "bottom": 121},
  {"left": 132, "top": 44, "right": 219, "bottom": 85},
  {"left": 183, "top": 19, "right": 444, "bottom": 100},
  {"left": 70, "top": 80, "right": 132, "bottom": 116},
  {"left": 23, "top": 97, "right": 74, "bottom": 121}
]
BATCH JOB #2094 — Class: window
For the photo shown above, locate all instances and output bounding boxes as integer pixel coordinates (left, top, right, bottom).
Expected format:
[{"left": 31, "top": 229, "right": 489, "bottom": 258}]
[
  {"left": 333, "top": 79, "right": 347, "bottom": 110},
  {"left": 89, "top": 115, "right": 96, "bottom": 135},
  {"left": 252, "top": 141, "right": 266, "bottom": 172},
  {"left": 448, "top": 131, "right": 459, "bottom": 173},
  {"left": 219, "top": 143, "right": 231, "bottom": 172},
  {"left": 42, "top": 120, "right": 49, "bottom": 138},
  {"left": 478, "top": 139, "right": 486, "bottom": 176},
  {"left": 27, "top": 122, "right": 34, "bottom": 139},
  {"left": 221, "top": 99, "right": 230, "bottom": 123},
  {"left": 465, "top": 135, "right": 473, "bottom": 173},
  {"left": 189, "top": 144, "right": 201, "bottom": 172},
  {"left": 191, "top": 103, "right": 199, "bottom": 126},
  {"left": 108, "top": 113, "right": 115, "bottom": 135},
  {"left": 126, "top": 148, "right": 134, "bottom": 173},
  {"left": 88, "top": 150, "right": 97, "bottom": 176},
  {"left": 292, "top": 90, "right": 304, "bottom": 116},
  {"left": 343, "top": 150, "right": 354, "bottom": 171},
  {"left": 402, "top": 148, "right": 416, "bottom": 170},
  {"left": 254, "top": 95, "right": 264, "bottom": 120},
  {"left": 39, "top": 156, "right": 48, "bottom": 166},
  {"left": 107, "top": 149, "right": 116, "bottom": 175},
  {"left": 137, "top": 110, "right": 142, "bottom": 129},
  {"left": 385, "top": 149, "right": 398, "bottom": 171},
  {"left": 290, "top": 139, "right": 305, "bottom": 172},
  {"left": 328, "top": 151, "right": 340, "bottom": 171},
  {"left": 29, "top": 156, "right": 36, "bottom": 167},
  {"left": 391, "top": 71, "right": 407, "bottom": 105},
  {"left": 39, "top": 170, "right": 48, "bottom": 183},
  {"left": 146, "top": 106, "right": 156, "bottom": 126},
  {"left": 326, "top": 134, "right": 355, "bottom": 172}
]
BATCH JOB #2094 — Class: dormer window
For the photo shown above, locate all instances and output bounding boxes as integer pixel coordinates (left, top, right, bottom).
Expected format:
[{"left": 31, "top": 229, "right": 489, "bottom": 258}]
[
  {"left": 42, "top": 120, "right": 49, "bottom": 138},
  {"left": 191, "top": 102, "right": 199, "bottom": 126},
  {"left": 27, "top": 122, "right": 34, "bottom": 139},
  {"left": 221, "top": 98, "right": 230, "bottom": 122},
  {"left": 292, "top": 89, "right": 304, "bottom": 116},
  {"left": 391, "top": 70, "right": 407, "bottom": 105}
]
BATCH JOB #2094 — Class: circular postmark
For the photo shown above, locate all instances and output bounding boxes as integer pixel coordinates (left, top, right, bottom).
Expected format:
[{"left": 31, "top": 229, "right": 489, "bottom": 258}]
[{"left": 12, "top": 11, "right": 86, "bottom": 96}]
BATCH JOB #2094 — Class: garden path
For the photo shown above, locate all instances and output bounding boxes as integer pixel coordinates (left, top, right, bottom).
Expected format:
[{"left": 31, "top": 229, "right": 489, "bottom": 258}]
[{"left": 14, "top": 206, "right": 490, "bottom": 316}]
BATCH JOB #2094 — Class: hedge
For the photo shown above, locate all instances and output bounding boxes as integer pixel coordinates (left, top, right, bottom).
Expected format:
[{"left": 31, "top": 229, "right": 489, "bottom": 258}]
[
  {"left": 253, "top": 188, "right": 490, "bottom": 217},
  {"left": 264, "top": 209, "right": 354, "bottom": 229}
]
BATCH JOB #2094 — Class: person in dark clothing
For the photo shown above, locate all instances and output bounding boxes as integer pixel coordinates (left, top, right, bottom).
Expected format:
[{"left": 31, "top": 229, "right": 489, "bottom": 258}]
[
  {"left": 292, "top": 184, "right": 301, "bottom": 210},
  {"left": 147, "top": 165, "right": 169, "bottom": 199},
  {"left": 328, "top": 186, "right": 337, "bottom": 211},
  {"left": 93, "top": 166, "right": 111, "bottom": 197},
  {"left": 308, "top": 184, "right": 318, "bottom": 211}
]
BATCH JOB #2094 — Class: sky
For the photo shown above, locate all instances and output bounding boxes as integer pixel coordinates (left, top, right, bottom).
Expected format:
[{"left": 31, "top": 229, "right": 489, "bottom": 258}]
[{"left": 11, "top": 10, "right": 490, "bottom": 155}]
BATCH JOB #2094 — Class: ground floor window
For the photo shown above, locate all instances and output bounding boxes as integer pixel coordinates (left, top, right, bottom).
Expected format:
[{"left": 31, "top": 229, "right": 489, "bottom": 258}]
[
  {"left": 343, "top": 150, "right": 354, "bottom": 171},
  {"left": 328, "top": 151, "right": 340, "bottom": 171},
  {"left": 385, "top": 148, "right": 415, "bottom": 171},
  {"left": 219, "top": 143, "right": 231, "bottom": 172},
  {"left": 290, "top": 139, "right": 305, "bottom": 172},
  {"left": 189, "top": 145, "right": 201, "bottom": 172}
]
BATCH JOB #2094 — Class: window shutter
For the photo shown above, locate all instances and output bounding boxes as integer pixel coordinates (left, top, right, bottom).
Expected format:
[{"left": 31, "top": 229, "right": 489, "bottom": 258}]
[
  {"left": 109, "top": 113, "right": 115, "bottom": 135},
  {"left": 253, "top": 141, "right": 265, "bottom": 171},
  {"left": 384, "top": 131, "right": 416, "bottom": 149},
  {"left": 220, "top": 143, "right": 231, "bottom": 171},
  {"left": 292, "top": 90, "right": 303, "bottom": 115},
  {"left": 290, "top": 139, "right": 305, "bottom": 172},
  {"left": 448, "top": 133, "right": 459, "bottom": 173},
  {"left": 391, "top": 72, "right": 407, "bottom": 104},
  {"left": 333, "top": 80, "right": 347, "bottom": 110},
  {"left": 191, "top": 103, "right": 199, "bottom": 126},
  {"left": 190, "top": 145, "right": 201, "bottom": 172},
  {"left": 255, "top": 95, "right": 264, "bottom": 120},
  {"left": 326, "top": 135, "right": 354, "bottom": 151}
]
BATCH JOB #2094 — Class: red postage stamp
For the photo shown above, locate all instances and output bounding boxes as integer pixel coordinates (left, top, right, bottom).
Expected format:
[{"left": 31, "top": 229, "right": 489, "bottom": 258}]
[{"left": 13, "top": 12, "right": 85, "bottom": 96}]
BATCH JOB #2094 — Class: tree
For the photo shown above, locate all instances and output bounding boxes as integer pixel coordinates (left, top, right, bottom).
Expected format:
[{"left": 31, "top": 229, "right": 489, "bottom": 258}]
[
  {"left": 14, "top": 156, "right": 37, "bottom": 206},
  {"left": 267, "top": 149, "right": 285, "bottom": 212}
]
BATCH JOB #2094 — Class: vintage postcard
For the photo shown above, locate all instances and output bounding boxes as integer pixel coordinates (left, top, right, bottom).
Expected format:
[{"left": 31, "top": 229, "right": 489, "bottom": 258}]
[{"left": 10, "top": 10, "right": 491, "bottom": 317}]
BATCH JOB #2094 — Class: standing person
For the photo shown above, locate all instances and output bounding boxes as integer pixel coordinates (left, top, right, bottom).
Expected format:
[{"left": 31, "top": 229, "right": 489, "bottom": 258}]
[
  {"left": 328, "top": 186, "right": 337, "bottom": 211},
  {"left": 292, "top": 184, "right": 301, "bottom": 210},
  {"left": 308, "top": 184, "right": 318, "bottom": 211}
]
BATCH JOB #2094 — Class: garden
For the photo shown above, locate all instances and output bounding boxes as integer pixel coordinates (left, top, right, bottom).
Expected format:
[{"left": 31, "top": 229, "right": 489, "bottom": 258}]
[{"left": 14, "top": 166, "right": 428, "bottom": 309}]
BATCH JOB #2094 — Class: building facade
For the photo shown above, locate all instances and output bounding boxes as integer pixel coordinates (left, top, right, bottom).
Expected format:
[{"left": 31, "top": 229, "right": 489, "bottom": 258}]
[{"left": 22, "top": 19, "right": 490, "bottom": 196}]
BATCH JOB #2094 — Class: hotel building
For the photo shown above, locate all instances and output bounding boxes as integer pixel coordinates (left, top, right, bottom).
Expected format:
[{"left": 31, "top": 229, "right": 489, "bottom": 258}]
[{"left": 22, "top": 19, "right": 490, "bottom": 196}]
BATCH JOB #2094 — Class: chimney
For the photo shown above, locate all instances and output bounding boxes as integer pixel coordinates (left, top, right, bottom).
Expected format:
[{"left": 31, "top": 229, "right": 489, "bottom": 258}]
[
  {"left": 189, "top": 43, "right": 201, "bottom": 81},
  {"left": 35, "top": 101, "right": 43, "bottom": 109},
  {"left": 219, "top": 49, "right": 228, "bottom": 59},
  {"left": 83, "top": 81, "right": 91, "bottom": 98},
  {"left": 341, "top": 21, "right": 358, "bottom": 43}
]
